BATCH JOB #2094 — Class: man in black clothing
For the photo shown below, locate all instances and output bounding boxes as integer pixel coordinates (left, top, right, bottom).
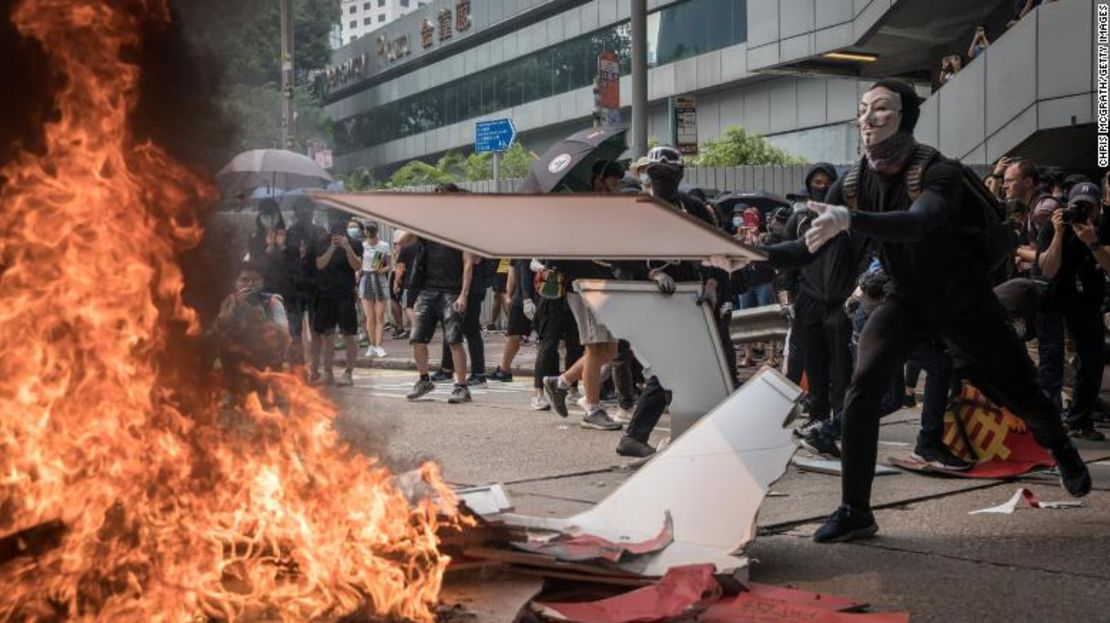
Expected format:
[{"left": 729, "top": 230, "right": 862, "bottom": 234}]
[
  {"left": 617, "top": 146, "right": 723, "bottom": 458},
  {"left": 282, "top": 198, "right": 325, "bottom": 373},
  {"left": 489, "top": 259, "right": 537, "bottom": 384},
  {"left": 757, "top": 79, "right": 1088, "bottom": 543},
  {"left": 393, "top": 233, "right": 419, "bottom": 338},
  {"left": 431, "top": 256, "right": 491, "bottom": 386},
  {"left": 313, "top": 211, "right": 363, "bottom": 387},
  {"left": 1035, "top": 182, "right": 1110, "bottom": 439}
]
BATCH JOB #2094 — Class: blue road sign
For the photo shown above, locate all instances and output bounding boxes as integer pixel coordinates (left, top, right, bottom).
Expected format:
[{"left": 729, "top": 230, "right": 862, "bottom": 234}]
[{"left": 475, "top": 118, "right": 517, "bottom": 153}]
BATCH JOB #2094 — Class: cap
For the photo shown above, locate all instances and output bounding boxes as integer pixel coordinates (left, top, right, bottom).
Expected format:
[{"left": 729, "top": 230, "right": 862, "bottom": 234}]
[
  {"left": 630, "top": 156, "right": 652, "bottom": 176},
  {"left": 1068, "top": 182, "right": 1101, "bottom": 207}
]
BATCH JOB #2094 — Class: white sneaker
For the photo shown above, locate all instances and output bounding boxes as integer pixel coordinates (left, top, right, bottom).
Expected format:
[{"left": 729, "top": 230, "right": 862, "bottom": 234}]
[
  {"left": 614, "top": 406, "right": 634, "bottom": 423},
  {"left": 575, "top": 396, "right": 589, "bottom": 412},
  {"left": 530, "top": 395, "right": 551, "bottom": 411},
  {"left": 363, "top": 346, "right": 375, "bottom": 359},
  {"left": 373, "top": 345, "right": 387, "bottom": 358},
  {"left": 566, "top": 386, "right": 582, "bottom": 404}
]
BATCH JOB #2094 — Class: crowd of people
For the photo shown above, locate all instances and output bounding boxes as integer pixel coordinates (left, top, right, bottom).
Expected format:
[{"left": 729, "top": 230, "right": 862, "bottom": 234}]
[{"left": 211, "top": 75, "right": 1102, "bottom": 544}]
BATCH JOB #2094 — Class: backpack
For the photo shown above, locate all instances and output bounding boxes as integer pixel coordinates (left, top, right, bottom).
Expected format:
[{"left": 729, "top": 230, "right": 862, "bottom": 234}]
[
  {"left": 533, "top": 268, "right": 566, "bottom": 300},
  {"left": 841, "top": 145, "right": 1015, "bottom": 285}
]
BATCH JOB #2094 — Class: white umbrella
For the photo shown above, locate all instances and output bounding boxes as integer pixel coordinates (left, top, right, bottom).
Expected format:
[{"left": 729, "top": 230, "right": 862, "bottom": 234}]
[{"left": 216, "top": 149, "right": 334, "bottom": 197}]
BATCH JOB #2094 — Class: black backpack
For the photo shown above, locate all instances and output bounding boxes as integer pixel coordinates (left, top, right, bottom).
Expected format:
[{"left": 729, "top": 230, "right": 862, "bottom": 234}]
[{"left": 841, "top": 145, "right": 1015, "bottom": 285}]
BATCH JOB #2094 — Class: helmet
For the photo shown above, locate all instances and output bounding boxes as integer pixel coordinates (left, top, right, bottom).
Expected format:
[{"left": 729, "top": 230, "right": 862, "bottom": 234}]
[
  {"left": 646, "top": 145, "right": 683, "bottom": 166},
  {"left": 644, "top": 145, "right": 684, "bottom": 182}
]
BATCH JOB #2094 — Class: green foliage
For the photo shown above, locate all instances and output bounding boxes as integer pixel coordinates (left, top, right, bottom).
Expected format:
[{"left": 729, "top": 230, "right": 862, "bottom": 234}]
[
  {"left": 500, "top": 143, "right": 535, "bottom": 179},
  {"left": 383, "top": 143, "right": 537, "bottom": 187},
  {"left": 690, "top": 126, "right": 806, "bottom": 167},
  {"left": 434, "top": 151, "right": 468, "bottom": 180},
  {"left": 340, "top": 166, "right": 378, "bottom": 191},
  {"left": 387, "top": 160, "right": 458, "bottom": 188},
  {"left": 465, "top": 152, "right": 493, "bottom": 181}
]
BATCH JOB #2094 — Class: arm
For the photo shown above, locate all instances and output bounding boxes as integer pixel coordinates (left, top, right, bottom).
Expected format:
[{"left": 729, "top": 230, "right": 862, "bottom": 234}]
[
  {"left": 1037, "top": 213, "right": 1066, "bottom": 279},
  {"left": 343, "top": 240, "right": 362, "bottom": 272},
  {"left": 395, "top": 230, "right": 417, "bottom": 247},
  {"left": 1072, "top": 221, "right": 1110, "bottom": 274},
  {"left": 455, "top": 252, "right": 475, "bottom": 312},
  {"left": 762, "top": 237, "right": 816, "bottom": 269},
  {"left": 505, "top": 263, "right": 517, "bottom": 300},
  {"left": 843, "top": 163, "right": 963, "bottom": 243},
  {"left": 315, "top": 239, "right": 337, "bottom": 270}
]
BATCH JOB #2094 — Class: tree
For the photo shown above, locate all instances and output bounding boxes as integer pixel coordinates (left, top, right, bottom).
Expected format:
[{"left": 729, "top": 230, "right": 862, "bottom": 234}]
[
  {"left": 499, "top": 143, "right": 535, "bottom": 179},
  {"left": 690, "top": 126, "right": 806, "bottom": 166},
  {"left": 221, "top": 84, "right": 333, "bottom": 153},
  {"left": 387, "top": 160, "right": 457, "bottom": 188},
  {"left": 340, "top": 166, "right": 377, "bottom": 191}
]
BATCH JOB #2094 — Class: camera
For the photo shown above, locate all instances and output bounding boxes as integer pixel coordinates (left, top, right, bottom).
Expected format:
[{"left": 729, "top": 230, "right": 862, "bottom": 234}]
[{"left": 1062, "top": 203, "right": 1089, "bottom": 225}]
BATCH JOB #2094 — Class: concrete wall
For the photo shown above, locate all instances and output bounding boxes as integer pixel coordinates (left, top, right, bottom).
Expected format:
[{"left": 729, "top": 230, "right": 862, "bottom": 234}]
[
  {"left": 744, "top": 0, "right": 894, "bottom": 72},
  {"left": 914, "top": 0, "right": 1095, "bottom": 164}
]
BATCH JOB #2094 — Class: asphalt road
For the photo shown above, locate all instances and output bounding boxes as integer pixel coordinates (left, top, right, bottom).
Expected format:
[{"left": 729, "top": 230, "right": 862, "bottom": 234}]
[{"left": 323, "top": 361, "right": 1110, "bottom": 623}]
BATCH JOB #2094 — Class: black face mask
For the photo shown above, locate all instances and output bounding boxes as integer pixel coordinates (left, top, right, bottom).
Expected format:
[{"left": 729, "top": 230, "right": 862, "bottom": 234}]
[
  {"left": 650, "top": 176, "right": 681, "bottom": 200},
  {"left": 809, "top": 186, "right": 829, "bottom": 203}
]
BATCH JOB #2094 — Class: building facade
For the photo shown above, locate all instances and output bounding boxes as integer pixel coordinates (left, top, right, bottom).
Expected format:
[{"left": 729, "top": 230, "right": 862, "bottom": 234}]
[
  {"left": 340, "top": 0, "right": 432, "bottom": 45},
  {"left": 322, "top": 0, "right": 1097, "bottom": 178}
]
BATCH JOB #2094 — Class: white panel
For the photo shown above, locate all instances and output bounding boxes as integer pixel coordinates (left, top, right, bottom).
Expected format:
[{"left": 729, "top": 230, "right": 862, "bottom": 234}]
[
  {"left": 746, "top": 43, "right": 781, "bottom": 71},
  {"left": 563, "top": 4, "right": 583, "bottom": 38},
  {"left": 744, "top": 85, "right": 772, "bottom": 134},
  {"left": 1038, "top": 93, "right": 1093, "bottom": 128},
  {"left": 597, "top": 0, "right": 617, "bottom": 25},
  {"left": 579, "top": 2, "right": 599, "bottom": 33},
  {"left": 673, "top": 57, "right": 698, "bottom": 94},
  {"left": 769, "top": 80, "right": 798, "bottom": 133},
  {"left": 985, "top": 12, "right": 1036, "bottom": 136},
  {"left": 779, "top": 0, "right": 815, "bottom": 39},
  {"left": 1037, "top": 0, "right": 1093, "bottom": 101},
  {"left": 796, "top": 78, "right": 828, "bottom": 128},
  {"left": 984, "top": 105, "right": 1037, "bottom": 164},
  {"left": 915, "top": 92, "right": 940, "bottom": 150},
  {"left": 779, "top": 33, "right": 813, "bottom": 63},
  {"left": 746, "top": 0, "right": 781, "bottom": 47},
  {"left": 814, "top": 22, "right": 853, "bottom": 52},
  {"left": 939, "top": 59, "right": 986, "bottom": 160},
  {"left": 696, "top": 53, "right": 722, "bottom": 90},
  {"left": 720, "top": 90, "right": 745, "bottom": 129},
  {"left": 720, "top": 44, "right": 750, "bottom": 83},
  {"left": 815, "top": 0, "right": 853, "bottom": 28}
]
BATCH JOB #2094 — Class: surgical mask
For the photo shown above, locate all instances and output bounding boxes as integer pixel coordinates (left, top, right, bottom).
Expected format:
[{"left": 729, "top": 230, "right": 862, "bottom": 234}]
[
  {"left": 732, "top": 216, "right": 744, "bottom": 229},
  {"left": 347, "top": 227, "right": 361, "bottom": 239},
  {"left": 639, "top": 173, "right": 651, "bottom": 186}
]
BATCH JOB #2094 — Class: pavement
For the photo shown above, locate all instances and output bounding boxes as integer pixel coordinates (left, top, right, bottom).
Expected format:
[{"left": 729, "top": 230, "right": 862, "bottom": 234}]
[{"left": 323, "top": 335, "right": 1110, "bottom": 622}]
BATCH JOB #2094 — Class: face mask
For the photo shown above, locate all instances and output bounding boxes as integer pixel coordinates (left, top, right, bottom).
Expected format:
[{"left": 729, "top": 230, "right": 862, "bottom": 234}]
[
  {"left": 649, "top": 175, "right": 680, "bottom": 200},
  {"left": 260, "top": 215, "right": 280, "bottom": 229},
  {"left": 347, "top": 227, "right": 361, "bottom": 239},
  {"left": 858, "top": 88, "right": 902, "bottom": 147},
  {"left": 639, "top": 173, "right": 651, "bottom": 186},
  {"left": 732, "top": 216, "right": 744, "bottom": 229},
  {"left": 809, "top": 186, "right": 828, "bottom": 203}
]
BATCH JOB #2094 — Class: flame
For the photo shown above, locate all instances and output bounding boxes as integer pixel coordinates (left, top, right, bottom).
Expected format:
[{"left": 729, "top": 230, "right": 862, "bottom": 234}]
[{"left": 0, "top": 1, "right": 459, "bottom": 620}]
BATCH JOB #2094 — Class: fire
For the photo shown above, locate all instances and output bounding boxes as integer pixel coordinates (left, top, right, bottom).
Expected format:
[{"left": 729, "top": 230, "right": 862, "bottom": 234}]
[{"left": 0, "top": 1, "right": 458, "bottom": 620}]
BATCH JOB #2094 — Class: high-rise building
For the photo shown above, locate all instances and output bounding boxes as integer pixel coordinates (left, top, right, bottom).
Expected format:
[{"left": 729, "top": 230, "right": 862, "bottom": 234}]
[{"left": 340, "top": 0, "right": 432, "bottom": 45}]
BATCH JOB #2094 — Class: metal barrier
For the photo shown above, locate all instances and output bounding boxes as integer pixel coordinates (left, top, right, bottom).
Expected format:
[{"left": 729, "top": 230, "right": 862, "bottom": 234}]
[{"left": 729, "top": 304, "right": 791, "bottom": 344}]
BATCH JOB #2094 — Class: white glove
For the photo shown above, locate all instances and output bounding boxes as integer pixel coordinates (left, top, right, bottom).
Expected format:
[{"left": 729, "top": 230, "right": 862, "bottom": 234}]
[
  {"left": 529, "top": 259, "right": 547, "bottom": 273},
  {"left": 703, "top": 254, "right": 752, "bottom": 274},
  {"left": 803, "top": 201, "right": 851, "bottom": 253},
  {"left": 523, "top": 298, "right": 536, "bottom": 321}
]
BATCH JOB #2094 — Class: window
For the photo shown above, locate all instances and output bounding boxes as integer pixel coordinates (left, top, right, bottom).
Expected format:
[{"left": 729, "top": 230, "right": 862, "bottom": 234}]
[
  {"left": 364, "top": 17, "right": 372, "bottom": 25},
  {"left": 332, "top": 0, "right": 747, "bottom": 154},
  {"left": 349, "top": 20, "right": 357, "bottom": 28},
  {"left": 363, "top": 2, "right": 370, "bottom": 8},
  {"left": 349, "top": 5, "right": 356, "bottom": 14},
  {"left": 378, "top": 14, "right": 385, "bottom": 22},
  {"left": 378, "top": 0, "right": 384, "bottom": 6}
]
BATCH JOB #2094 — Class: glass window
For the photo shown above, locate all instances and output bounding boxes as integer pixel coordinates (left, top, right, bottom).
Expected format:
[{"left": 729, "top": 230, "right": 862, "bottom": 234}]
[
  {"left": 364, "top": 17, "right": 371, "bottom": 25},
  {"left": 378, "top": 14, "right": 384, "bottom": 22},
  {"left": 349, "top": 20, "right": 356, "bottom": 28},
  {"left": 378, "top": 0, "right": 384, "bottom": 6},
  {"left": 349, "top": 5, "right": 356, "bottom": 14},
  {"left": 363, "top": 2, "right": 370, "bottom": 9}
]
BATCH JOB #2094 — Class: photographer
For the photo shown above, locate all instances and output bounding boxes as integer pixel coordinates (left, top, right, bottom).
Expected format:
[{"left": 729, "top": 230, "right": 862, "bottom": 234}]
[
  {"left": 312, "top": 211, "right": 363, "bottom": 387},
  {"left": 213, "top": 262, "right": 290, "bottom": 404},
  {"left": 1036, "top": 182, "right": 1110, "bottom": 439}
]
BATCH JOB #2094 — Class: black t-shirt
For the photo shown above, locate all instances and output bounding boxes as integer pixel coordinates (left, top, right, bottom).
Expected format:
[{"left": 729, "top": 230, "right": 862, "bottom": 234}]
[
  {"left": 1035, "top": 221, "right": 1110, "bottom": 306},
  {"left": 419, "top": 239, "right": 464, "bottom": 292},
  {"left": 314, "top": 232, "right": 363, "bottom": 298},
  {"left": 397, "top": 242, "right": 419, "bottom": 289}
]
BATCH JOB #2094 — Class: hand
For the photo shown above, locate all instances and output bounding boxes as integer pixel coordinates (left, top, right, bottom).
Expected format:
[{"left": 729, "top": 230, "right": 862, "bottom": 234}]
[
  {"left": 993, "top": 156, "right": 1012, "bottom": 176},
  {"left": 1051, "top": 209, "right": 1066, "bottom": 234},
  {"left": 523, "top": 298, "right": 536, "bottom": 321},
  {"left": 330, "top": 235, "right": 342, "bottom": 249},
  {"left": 718, "top": 301, "right": 733, "bottom": 319},
  {"left": 453, "top": 294, "right": 468, "bottom": 314},
  {"left": 698, "top": 285, "right": 718, "bottom": 308},
  {"left": 393, "top": 283, "right": 400, "bottom": 296},
  {"left": 703, "top": 254, "right": 752, "bottom": 274},
  {"left": 265, "top": 229, "right": 276, "bottom": 249},
  {"left": 274, "top": 229, "right": 287, "bottom": 250},
  {"left": 651, "top": 271, "right": 675, "bottom": 295},
  {"left": 1073, "top": 221, "right": 1097, "bottom": 246},
  {"left": 299, "top": 239, "right": 307, "bottom": 259},
  {"left": 804, "top": 201, "right": 851, "bottom": 253}
]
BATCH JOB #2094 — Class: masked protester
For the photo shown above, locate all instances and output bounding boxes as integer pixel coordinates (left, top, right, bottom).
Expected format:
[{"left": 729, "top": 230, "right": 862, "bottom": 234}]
[
  {"left": 738, "top": 79, "right": 1089, "bottom": 543},
  {"left": 213, "top": 261, "right": 290, "bottom": 405},
  {"left": 282, "top": 198, "right": 327, "bottom": 375}
]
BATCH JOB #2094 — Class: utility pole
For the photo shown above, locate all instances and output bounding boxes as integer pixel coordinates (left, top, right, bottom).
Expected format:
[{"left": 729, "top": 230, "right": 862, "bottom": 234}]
[
  {"left": 280, "top": 0, "right": 296, "bottom": 149},
  {"left": 630, "top": 0, "right": 648, "bottom": 157}
]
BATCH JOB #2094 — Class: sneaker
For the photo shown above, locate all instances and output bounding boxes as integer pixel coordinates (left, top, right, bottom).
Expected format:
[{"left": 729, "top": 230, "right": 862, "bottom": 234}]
[
  {"left": 581, "top": 407, "right": 622, "bottom": 431},
  {"left": 406, "top": 378, "right": 435, "bottom": 401},
  {"left": 429, "top": 369, "right": 453, "bottom": 382},
  {"left": 1052, "top": 442, "right": 1092, "bottom": 497},
  {"left": 614, "top": 406, "right": 635, "bottom": 424},
  {"left": 542, "top": 376, "right": 569, "bottom": 418},
  {"left": 373, "top": 345, "right": 387, "bottom": 358},
  {"left": 337, "top": 369, "right": 354, "bottom": 387},
  {"left": 793, "top": 416, "right": 826, "bottom": 438},
  {"left": 813, "top": 505, "right": 878, "bottom": 544},
  {"left": 575, "top": 396, "right": 589, "bottom": 413},
  {"left": 799, "top": 428, "right": 841, "bottom": 458},
  {"left": 911, "top": 440, "right": 973, "bottom": 471},
  {"left": 466, "top": 374, "right": 487, "bottom": 387},
  {"left": 530, "top": 394, "right": 551, "bottom": 411},
  {"left": 1067, "top": 424, "right": 1106, "bottom": 441},
  {"left": 363, "top": 346, "right": 376, "bottom": 359},
  {"left": 566, "top": 385, "right": 582, "bottom": 405},
  {"left": 393, "top": 329, "right": 410, "bottom": 340},
  {"left": 484, "top": 323, "right": 497, "bottom": 332},
  {"left": 488, "top": 367, "right": 514, "bottom": 382},
  {"left": 448, "top": 384, "right": 472, "bottom": 404},
  {"left": 616, "top": 436, "right": 655, "bottom": 458},
  {"left": 903, "top": 393, "right": 917, "bottom": 408}
]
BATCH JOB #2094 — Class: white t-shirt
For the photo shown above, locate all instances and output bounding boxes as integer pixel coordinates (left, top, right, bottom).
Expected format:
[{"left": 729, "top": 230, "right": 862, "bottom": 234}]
[{"left": 363, "top": 240, "right": 391, "bottom": 273}]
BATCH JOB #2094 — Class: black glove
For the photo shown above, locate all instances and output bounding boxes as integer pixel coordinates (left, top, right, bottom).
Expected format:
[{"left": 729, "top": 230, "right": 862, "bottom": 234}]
[{"left": 652, "top": 272, "right": 675, "bottom": 295}]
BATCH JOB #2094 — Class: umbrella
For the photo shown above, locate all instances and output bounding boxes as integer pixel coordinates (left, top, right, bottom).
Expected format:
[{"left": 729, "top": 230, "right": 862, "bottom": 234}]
[
  {"left": 713, "top": 191, "right": 790, "bottom": 215},
  {"left": 216, "top": 149, "right": 334, "bottom": 197},
  {"left": 520, "top": 127, "right": 627, "bottom": 193}
]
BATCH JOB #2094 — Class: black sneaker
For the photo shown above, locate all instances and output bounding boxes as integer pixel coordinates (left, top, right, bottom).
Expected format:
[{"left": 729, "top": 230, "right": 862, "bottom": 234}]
[
  {"left": 429, "top": 369, "right": 453, "bottom": 382},
  {"left": 799, "top": 428, "right": 841, "bottom": 458},
  {"left": 406, "top": 378, "right": 436, "bottom": 401},
  {"left": 1052, "top": 442, "right": 1092, "bottom": 497},
  {"left": 488, "top": 367, "right": 514, "bottom": 382},
  {"left": 813, "top": 505, "right": 878, "bottom": 544},
  {"left": 911, "top": 440, "right": 973, "bottom": 471},
  {"left": 448, "top": 384, "right": 472, "bottom": 404},
  {"left": 616, "top": 436, "right": 656, "bottom": 458},
  {"left": 466, "top": 374, "right": 487, "bottom": 387},
  {"left": 793, "top": 416, "right": 826, "bottom": 439},
  {"left": 581, "top": 407, "right": 622, "bottom": 431},
  {"left": 903, "top": 393, "right": 917, "bottom": 408},
  {"left": 542, "top": 376, "right": 569, "bottom": 418},
  {"left": 1067, "top": 424, "right": 1106, "bottom": 441}
]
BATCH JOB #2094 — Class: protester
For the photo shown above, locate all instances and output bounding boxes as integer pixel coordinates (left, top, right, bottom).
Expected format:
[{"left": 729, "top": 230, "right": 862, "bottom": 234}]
[
  {"left": 431, "top": 253, "right": 491, "bottom": 386},
  {"left": 359, "top": 221, "right": 391, "bottom": 359},
  {"left": 531, "top": 257, "right": 583, "bottom": 412},
  {"left": 487, "top": 258, "right": 512, "bottom": 332},
  {"left": 489, "top": 259, "right": 536, "bottom": 383},
  {"left": 967, "top": 24, "right": 989, "bottom": 60},
  {"left": 1035, "top": 182, "right": 1110, "bottom": 439},
  {"left": 284, "top": 198, "right": 326, "bottom": 376},
  {"left": 748, "top": 79, "right": 1089, "bottom": 543},
  {"left": 312, "top": 211, "right": 363, "bottom": 387},
  {"left": 403, "top": 183, "right": 476, "bottom": 404},
  {"left": 212, "top": 261, "right": 290, "bottom": 404},
  {"left": 387, "top": 228, "right": 408, "bottom": 338},
  {"left": 393, "top": 231, "right": 418, "bottom": 340}
]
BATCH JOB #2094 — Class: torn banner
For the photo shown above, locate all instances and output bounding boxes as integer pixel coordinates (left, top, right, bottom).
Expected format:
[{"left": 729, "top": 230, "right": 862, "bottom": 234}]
[
  {"left": 887, "top": 385, "right": 1055, "bottom": 478},
  {"left": 969, "top": 488, "right": 1085, "bottom": 514}
]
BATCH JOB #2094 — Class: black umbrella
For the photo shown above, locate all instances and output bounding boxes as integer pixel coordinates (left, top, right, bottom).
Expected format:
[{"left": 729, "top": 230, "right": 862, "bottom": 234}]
[
  {"left": 520, "top": 127, "right": 628, "bottom": 193},
  {"left": 713, "top": 191, "right": 790, "bottom": 215}
]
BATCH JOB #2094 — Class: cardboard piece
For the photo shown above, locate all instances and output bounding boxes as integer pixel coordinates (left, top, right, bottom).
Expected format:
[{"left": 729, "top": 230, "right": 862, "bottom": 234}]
[
  {"left": 968, "top": 487, "right": 1085, "bottom": 514},
  {"left": 573, "top": 280, "right": 734, "bottom": 437},
  {"left": 532, "top": 563, "right": 719, "bottom": 623},
  {"left": 312, "top": 192, "right": 765, "bottom": 261},
  {"left": 512, "top": 512, "right": 674, "bottom": 563},
  {"left": 793, "top": 457, "right": 901, "bottom": 477},
  {"left": 455, "top": 484, "right": 514, "bottom": 516}
]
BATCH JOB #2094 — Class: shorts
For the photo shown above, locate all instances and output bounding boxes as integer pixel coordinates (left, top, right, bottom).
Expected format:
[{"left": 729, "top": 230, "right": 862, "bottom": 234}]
[
  {"left": 359, "top": 272, "right": 390, "bottom": 301},
  {"left": 508, "top": 303, "right": 533, "bottom": 337},
  {"left": 411, "top": 289, "right": 464, "bottom": 345},
  {"left": 565, "top": 292, "right": 616, "bottom": 345},
  {"left": 492, "top": 273, "right": 509, "bottom": 294},
  {"left": 285, "top": 293, "right": 312, "bottom": 338},
  {"left": 313, "top": 295, "right": 359, "bottom": 336},
  {"left": 403, "top": 287, "right": 421, "bottom": 310}
]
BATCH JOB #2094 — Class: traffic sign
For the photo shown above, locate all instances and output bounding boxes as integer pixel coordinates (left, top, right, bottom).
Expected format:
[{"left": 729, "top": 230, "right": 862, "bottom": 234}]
[{"left": 475, "top": 118, "right": 516, "bottom": 153}]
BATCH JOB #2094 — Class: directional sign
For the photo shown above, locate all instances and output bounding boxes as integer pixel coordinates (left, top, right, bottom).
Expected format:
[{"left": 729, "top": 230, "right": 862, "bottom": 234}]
[{"left": 475, "top": 118, "right": 516, "bottom": 153}]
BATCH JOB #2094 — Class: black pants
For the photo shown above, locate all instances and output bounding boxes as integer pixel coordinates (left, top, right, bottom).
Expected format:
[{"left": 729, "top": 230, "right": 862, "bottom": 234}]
[
  {"left": 439, "top": 288, "right": 486, "bottom": 375},
  {"left": 905, "top": 341, "right": 955, "bottom": 445},
  {"left": 841, "top": 292, "right": 1070, "bottom": 511},
  {"left": 795, "top": 294, "right": 853, "bottom": 421},
  {"left": 612, "top": 340, "right": 638, "bottom": 410},
  {"left": 626, "top": 375, "right": 670, "bottom": 443},
  {"left": 534, "top": 297, "right": 584, "bottom": 389},
  {"left": 1037, "top": 302, "right": 1105, "bottom": 426},
  {"left": 785, "top": 321, "right": 804, "bottom": 384}
]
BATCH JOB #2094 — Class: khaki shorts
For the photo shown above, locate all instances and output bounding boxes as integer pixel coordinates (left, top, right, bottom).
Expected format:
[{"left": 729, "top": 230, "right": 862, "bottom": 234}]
[{"left": 565, "top": 292, "right": 616, "bottom": 345}]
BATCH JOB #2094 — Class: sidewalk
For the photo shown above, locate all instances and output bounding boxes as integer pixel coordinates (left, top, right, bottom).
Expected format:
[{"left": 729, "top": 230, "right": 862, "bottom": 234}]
[{"left": 349, "top": 329, "right": 540, "bottom": 376}]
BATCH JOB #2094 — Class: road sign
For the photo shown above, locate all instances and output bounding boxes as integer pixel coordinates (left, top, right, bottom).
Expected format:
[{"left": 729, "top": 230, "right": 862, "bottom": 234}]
[
  {"left": 675, "top": 95, "right": 698, "bottom": 155},
  {"left": 475, "top": 118, "right": 516, "bottom": 153}
]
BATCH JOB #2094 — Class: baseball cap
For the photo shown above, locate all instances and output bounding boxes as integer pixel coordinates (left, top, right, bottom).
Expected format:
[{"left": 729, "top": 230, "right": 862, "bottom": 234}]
[{"left": 1068, "top": 182, "right": 1101, "bottom": 207}]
